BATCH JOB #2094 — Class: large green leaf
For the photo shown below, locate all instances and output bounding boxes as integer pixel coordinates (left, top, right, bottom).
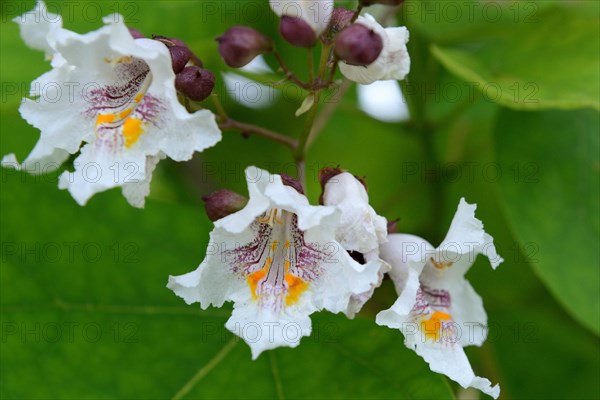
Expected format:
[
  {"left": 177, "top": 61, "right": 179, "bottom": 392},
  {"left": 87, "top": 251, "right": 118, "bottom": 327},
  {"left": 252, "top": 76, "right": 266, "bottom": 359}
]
[
  {"left": 0, "top": 172, "right": 455, "bottom": 399},
  {"left": 494, "top": 108, "right": 600, "bottom": 335},
  {"left": 428, "top": 3, "right": 600, "bottom": 110}
]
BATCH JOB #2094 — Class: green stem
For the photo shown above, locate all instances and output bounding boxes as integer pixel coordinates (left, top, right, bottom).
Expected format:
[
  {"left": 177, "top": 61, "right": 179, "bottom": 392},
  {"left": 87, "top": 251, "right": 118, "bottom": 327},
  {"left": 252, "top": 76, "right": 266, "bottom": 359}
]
[
  {"left": 274, "top": 51, "right": 310, "bottom": 89},
  {"left": 351, "top": 4, "right": 363, "bottom": 23},
  {"left": 293, "top": 44, "right": 332, "bottom": 187},
  {"left": 308, "top": 49, "right": 314, "bottom": 83}
]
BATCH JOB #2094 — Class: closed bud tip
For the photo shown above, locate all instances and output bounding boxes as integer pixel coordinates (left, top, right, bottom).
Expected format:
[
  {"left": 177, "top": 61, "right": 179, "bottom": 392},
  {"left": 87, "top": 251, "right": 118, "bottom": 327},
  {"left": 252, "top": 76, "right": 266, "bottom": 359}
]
[
  {"left": 216, "top": 26, "right": 273, "bottom": 68},
  {"left": 279, "top": 16, "right": 317, "bottom": 48},
  {"left": 334, "top": 24, "right": 383, "bottom": 66},
  {"left": 202, "top": 189, "right": 249, "bottom": 222},
  {"left": 175, "top": 66, "right": 215, "bottom": 102},
  {"left": 322, "top": 7, "right": 355, "bottom": 44},
  {"left": 153, "top": 35, "right": 203, "bottom": 68},
  {"left": 169, "top": 45, "right": 192, "bottom": 73}
]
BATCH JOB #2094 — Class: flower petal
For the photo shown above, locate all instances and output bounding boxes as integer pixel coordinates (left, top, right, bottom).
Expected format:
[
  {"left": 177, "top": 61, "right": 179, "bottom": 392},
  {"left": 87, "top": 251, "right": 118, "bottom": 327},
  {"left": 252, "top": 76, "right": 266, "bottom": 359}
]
[
  {"left": 409, "top": 337, "right": 500, "bottom": 399},
  {"left": 13, "top": 0, "right": 62, "bottom": 56},
  {"left": 322, "top": 172, "right": 387, "bottom": 253}
]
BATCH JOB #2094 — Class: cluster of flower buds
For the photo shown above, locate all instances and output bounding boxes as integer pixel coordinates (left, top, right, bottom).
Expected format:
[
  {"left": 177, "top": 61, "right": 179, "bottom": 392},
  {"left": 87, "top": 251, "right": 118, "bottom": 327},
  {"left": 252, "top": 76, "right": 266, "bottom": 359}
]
[{"left": 153, "top": 35, "right": 215, "bottom": 102}]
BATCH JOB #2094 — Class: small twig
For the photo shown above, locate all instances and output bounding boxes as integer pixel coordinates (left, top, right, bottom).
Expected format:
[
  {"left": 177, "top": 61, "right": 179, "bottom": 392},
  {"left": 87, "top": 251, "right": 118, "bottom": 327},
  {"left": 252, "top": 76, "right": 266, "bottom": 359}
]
[
  {"left": 306, "top": 79, "right": 353, "bottom": 149},
  {"left": 274, "top": 51, "right": 311, "bottom": 90},
  {"left": 211, "top": 94, "right": 228, "bottom": 121},
  {"left": 218, "top": 119, "right": 297, "bottom": 149}
]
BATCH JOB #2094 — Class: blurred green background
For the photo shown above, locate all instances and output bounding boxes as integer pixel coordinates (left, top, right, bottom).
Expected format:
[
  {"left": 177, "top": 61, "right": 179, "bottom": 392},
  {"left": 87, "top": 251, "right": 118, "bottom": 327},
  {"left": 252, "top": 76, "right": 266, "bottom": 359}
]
[{"left": 1, "top": 1, "right": 598, "bottom": 399}]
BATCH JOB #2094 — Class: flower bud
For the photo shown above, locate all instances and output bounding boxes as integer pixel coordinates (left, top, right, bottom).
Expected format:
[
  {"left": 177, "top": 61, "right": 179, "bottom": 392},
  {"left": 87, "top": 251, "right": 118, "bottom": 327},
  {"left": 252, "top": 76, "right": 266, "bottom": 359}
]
[
  {"left": 335, "top": 24, "right": 383, "bottom": 66},
  {"left": 153, "top": 35, "right": 203, "bottom": 68},
  {"left": 279, "top": 16, "right": 317, "bottom": 48},
  {"left": 202, "top": 189, "right": 248, "bottom": 222},
  {"left": 322, "top": 7, "right": 355, "bottom": 44},
  {"left": 216, "top": 26, "right": 273, "bottom": 68},
  {"left": 169, "top": 45, "right": 192, "bottom": 73},
  {"left": 360, "top": 0, "right": 405, "bottom": 5},
  {"left": 175, "top": 66, "right": 215, "bottom": 102}
]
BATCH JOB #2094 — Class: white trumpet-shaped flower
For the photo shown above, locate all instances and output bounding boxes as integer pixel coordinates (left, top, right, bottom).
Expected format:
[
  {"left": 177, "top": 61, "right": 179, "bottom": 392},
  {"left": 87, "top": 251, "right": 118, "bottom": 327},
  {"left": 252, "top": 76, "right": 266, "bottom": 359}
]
[
  {"left": 168, "top": 167, "right": 381, "bottom": 359},
  {"left": 376, "top": 198, "right": 503, "bottom": 399},
  {"left": 2, "top": 1, "right": 221, "bottom": 207},
  {"left": 339, "top": 14, "right": 410, "bottom": 85}
]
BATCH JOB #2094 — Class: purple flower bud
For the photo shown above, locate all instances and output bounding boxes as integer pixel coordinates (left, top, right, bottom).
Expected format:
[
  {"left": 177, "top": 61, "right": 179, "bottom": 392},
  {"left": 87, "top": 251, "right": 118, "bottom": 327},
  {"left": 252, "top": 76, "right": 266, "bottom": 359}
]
[
  {"left": 334, "top": 24, "right": 383, "bottom": 66},
  {"left": 279, "top": 16, "right": 317, "bottom": 48},
  {"left": 360, "top": 0, "right": 405, "bottom": 5},
  {"left": 280, "top": 174, "right": 304, "bottom": 194},
  {"left": 128, "top": 28, "right": 145, "bottom": 39},
  {"left": 153, "top": 35, "right": 203, "bottom": 67},
  {"left": 202, "top": 189, "right": 249, "bottom": 222},
  {"left": 175, "top": 66, "right": 215, "bottom": 102},
  {"left": 322, "top": 7, "right": 355, "bottom": 44},
  {"left": 216, "top": 26, "right": 273, "bottom": 68},
  {"left": 169, "top": 45, "right": 191, "bottom": 74}
]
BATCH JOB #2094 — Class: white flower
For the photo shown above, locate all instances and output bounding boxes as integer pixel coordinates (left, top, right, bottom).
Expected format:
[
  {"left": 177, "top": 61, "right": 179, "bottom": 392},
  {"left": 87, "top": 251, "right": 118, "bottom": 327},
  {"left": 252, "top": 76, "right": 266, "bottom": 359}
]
[
  {"left": 339, "top": 14, "right": 410, "bottom": 85},
  {"left": 168, "top": 167, "right": 381, "bottom": 359},
  {"left": 376, "top": 198, "right": 503, "bottom": 399},
  {"left": 269, "top": 0, "right": 334, "bottom": 35},
  {"left": 2, "top": 4, "right": 221, "bottom": 208},
  {"left": 321, "top": 171, "right": 390, "bottom": 317}
]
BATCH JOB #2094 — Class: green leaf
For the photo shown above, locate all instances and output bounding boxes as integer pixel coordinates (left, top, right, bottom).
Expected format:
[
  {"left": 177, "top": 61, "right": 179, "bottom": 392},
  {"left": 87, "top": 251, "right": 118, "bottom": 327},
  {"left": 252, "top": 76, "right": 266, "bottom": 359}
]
[
  {"left": 0, "top": 173, "right": 454, "bottom": 399},
  {"left": 494, "top": 108, "right": 600, "bottom": 335},
  {"left": 429, "top": 4, "right": 600, "bottom": 110}
]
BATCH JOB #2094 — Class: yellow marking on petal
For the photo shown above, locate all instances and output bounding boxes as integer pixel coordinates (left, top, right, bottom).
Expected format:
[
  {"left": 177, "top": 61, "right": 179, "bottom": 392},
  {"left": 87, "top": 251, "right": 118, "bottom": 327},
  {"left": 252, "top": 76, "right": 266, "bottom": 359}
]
[
  {"left": 285, "top": 240, "right": 290, "bottom": 249},
  {"left": 285, "top": 273, "right": 307, "bottom": 306},
  {"left": 284, "top": 260, "right": 290, "bottom": 273},
  {"left": 421, "top": 311, "right": 452, "bottom": 341},
  {"left": 122, "top": 117, "right": 144, "bottom": 148},
  {"left": 430, "top": 257, "right": 454, "bottom": 270},
  {"left": 118, "top": 108, "right": 133, "bottom": 120},
  {"left": 135, "top": 93, "right": 144, "bottom": 103},
  {"left": 247, "top": 268, "right": 266, "bottom": 300},
  {"left": 96, "top": 113, "right": 116, "bottom": 126},
  {"left": 271, "top": 240, "right": 279, "bottom": 252}
]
